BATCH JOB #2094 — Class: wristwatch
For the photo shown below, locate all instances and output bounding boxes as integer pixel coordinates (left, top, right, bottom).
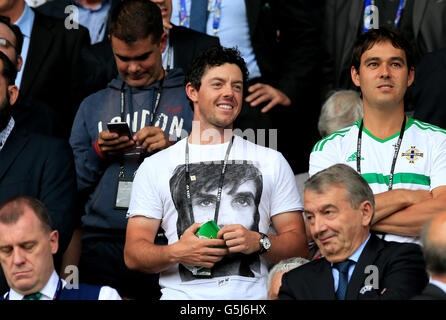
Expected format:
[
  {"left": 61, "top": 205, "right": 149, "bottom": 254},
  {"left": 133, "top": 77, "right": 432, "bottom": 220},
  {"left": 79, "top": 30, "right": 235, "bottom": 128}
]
[{"left": 258, "top": 232, "right": 271, "bottom": 254}]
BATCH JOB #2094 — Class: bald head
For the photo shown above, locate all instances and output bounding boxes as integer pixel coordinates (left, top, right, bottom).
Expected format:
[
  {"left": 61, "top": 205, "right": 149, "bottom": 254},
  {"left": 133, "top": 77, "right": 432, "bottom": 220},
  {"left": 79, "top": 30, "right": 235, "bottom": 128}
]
[
  {"left": 421, "top": 213, "right": 446, "bottom": 276},
  {"left": 426, "top": 213, "right": 446, "bottom": 246}
]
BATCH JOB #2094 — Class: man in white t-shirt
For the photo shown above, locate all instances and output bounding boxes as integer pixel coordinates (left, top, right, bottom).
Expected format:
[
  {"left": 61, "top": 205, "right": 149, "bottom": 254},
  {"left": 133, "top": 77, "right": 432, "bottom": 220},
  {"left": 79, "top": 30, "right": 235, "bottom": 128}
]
[
  {"left": 309, "top": 27, "right": 446, "bottom": 244},
  {"left": 124, "top": 46, "right": 308, "bottom": 299}
]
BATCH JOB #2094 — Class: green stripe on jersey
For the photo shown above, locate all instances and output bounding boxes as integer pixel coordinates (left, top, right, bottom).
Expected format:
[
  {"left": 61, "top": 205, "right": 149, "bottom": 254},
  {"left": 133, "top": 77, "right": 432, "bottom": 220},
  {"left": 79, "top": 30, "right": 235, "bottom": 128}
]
[
  {"left": 412, "top": 120, "right": 446, "bottom": 134},
  {"left": 312, "top": 128, "right": 351, "bottom": 152},
  {"left": 361, "top": 172, "right": 431, "bottom": 187}
]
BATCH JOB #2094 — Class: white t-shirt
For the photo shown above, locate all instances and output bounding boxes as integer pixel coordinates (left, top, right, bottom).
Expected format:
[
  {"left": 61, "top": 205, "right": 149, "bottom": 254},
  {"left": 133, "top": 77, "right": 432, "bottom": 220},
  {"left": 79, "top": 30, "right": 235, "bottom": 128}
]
[
  {"left": 309, "top": 117, "right": 446, "bottom": 243},
  {"left": 128, "top": 135, "right": 302, "bottom": 300}
]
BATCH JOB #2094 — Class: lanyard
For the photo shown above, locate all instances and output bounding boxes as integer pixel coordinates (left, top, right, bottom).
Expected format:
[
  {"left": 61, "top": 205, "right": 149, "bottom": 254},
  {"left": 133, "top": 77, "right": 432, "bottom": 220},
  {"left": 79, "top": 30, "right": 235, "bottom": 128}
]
[
  {"left": 120, "top": 77, "right": 165, "bottom": 129},
  {"left": 211, "top": 0, "right": 222, "bottom": 35},
  {"left": 357, "top": 117, "right": 406, "bottom": 191},
  {"left": 363, "top": 0, "right": 406, "bottom": 33},
  {"left": 185, "top": 135, "right": 234, "bottom": 224},
  {"left": 119, "top": 77, "right": 165, "bottom": 172},
  {"left": 179, "top": 0, "right": 189, "bottom": 27},
  {"left": 6, "top": 278, "right": 63, "bottom": 300}
]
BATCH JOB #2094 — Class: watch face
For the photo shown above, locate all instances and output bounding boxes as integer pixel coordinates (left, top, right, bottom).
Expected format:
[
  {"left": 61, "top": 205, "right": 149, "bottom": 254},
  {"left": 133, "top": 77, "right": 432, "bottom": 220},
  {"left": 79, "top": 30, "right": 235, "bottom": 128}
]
[{"left": 263, "top": 236, "right": 271, "bottom": 250}]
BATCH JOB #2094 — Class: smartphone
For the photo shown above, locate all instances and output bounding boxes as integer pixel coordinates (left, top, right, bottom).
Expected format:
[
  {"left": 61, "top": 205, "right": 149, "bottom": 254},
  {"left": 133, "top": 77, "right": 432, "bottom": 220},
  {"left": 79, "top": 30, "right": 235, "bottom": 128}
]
[{"left": 107, "top": 122, "right": 132, "bottom": 139}]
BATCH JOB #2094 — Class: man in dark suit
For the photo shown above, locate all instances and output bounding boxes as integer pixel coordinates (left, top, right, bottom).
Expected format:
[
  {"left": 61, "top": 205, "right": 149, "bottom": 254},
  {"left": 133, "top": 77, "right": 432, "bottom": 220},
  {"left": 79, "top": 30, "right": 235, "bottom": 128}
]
[
  {"left": 279, "top": 164, "right": 428, "bottom": 300},
  {"left": 81, "top": 0, "right": 219, "bottom": 96},
  {"left": 0, "top": 15, "right": 61, "bottom": 136},
  {"left": 0, "top": 50, "right": 77, "bottom": 295},
  {"left": 412, "top": 212, "right": 446, "bottom": 300},
  {"left": 323, "top": 0, "right": 446, "bottom": 94},
  {"left": 37, "top": 0, "right": 120, "bottom": 44},
  {"left": 0, "top": 0, "right": 90, "bottom": 138}
]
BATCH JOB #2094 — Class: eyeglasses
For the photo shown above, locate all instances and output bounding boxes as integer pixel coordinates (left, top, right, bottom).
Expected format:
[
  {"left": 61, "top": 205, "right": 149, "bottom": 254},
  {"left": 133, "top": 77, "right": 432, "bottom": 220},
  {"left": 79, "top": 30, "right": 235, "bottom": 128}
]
[
  {"left": 0, "top": 38, "right": 16, "bottom": 51},
  {"left": 0, "top": 15, "right": 17, "bottom": 51}
]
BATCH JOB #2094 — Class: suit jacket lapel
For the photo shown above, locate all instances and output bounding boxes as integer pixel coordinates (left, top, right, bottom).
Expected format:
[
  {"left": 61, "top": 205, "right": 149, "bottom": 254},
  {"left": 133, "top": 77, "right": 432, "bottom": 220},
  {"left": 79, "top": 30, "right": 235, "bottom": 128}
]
[
  {"left": 346, "top": 234, "right": 383, "bottom": 299},
  {"left": 0, "top": 126, "right": 29, "bottom": 181},
  {"left": 170, "top": 25, "right": 188, "bottom": 70},
  {"left": 244, "top": 0, "right": 261, "bottom": 40},
  {"left": 20, "top": 11, "right": 55, "bottom": 98},
  {"left": 340, "top": 0, "right": 364, "bottom": 66},
  {"left": 412, "top": 0, "right": 428, "bottom": 39}
]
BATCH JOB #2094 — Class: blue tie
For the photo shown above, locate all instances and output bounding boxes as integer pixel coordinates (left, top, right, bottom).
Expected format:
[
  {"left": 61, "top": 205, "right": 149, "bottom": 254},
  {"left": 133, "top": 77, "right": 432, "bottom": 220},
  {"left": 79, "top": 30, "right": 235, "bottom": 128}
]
[
  {"left": 334, "top": 260, "right": 354, "bottom": 300},
  {"left": 190, "top": 0, "right": 208, "bottom": 33}
]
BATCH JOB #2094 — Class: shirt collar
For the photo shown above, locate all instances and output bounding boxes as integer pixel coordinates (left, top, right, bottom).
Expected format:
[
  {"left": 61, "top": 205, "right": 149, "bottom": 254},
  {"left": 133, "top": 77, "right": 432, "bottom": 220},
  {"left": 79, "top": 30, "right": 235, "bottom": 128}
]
[
  {"left": 430, "top": 278, "right": 446, "bottom": 294},
  {"left": 8, "top": 270, "right": 59, "bottom": 300},
  {"left": 14, "top": 2, "right": 34, "bottom": 39}
]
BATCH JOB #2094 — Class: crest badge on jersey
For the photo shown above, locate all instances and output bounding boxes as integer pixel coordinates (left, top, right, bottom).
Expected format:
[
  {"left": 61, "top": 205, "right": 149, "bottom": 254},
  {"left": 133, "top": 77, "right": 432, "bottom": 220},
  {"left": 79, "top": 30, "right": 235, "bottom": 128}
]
[{"left": 401, "top": 146, "right": 424, "bottom": 164}]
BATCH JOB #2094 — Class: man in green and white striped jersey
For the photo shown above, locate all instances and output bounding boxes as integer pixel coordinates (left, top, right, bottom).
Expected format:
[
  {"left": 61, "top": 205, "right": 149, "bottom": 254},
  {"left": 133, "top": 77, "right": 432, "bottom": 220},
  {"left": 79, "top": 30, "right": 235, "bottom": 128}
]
[{"left": 309, "top": 27, "right": 446, "bottom": 245}]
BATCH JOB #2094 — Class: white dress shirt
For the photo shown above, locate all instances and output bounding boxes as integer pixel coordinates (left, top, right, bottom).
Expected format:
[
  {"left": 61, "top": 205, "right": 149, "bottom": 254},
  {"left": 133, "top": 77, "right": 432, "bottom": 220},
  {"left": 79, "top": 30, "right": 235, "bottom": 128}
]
[{"left": 6, "top": 270, "right": 122, "bottom": 300}]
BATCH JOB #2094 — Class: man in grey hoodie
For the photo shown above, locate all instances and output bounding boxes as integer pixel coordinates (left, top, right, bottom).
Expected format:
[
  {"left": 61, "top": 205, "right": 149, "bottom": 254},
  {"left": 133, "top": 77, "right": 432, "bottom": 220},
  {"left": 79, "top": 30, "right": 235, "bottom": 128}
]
[{"left": 69, "top": 0, "right": 193, "bottom": 299}]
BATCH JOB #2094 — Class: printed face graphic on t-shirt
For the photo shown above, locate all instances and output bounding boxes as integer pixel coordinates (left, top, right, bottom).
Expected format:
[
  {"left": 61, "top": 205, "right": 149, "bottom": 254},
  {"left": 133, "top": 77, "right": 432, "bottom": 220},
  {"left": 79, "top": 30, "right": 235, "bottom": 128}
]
[
  {"left": 192, "top": 179, "right": 256, "bottom": 229},
  {"left": 169, "top": 161, "right": 263, "bottom": 281}
]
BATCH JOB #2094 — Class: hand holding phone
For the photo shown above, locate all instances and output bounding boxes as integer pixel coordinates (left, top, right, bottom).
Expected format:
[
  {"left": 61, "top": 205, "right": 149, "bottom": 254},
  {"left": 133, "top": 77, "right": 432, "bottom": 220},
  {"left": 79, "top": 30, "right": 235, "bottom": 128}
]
[
  {"left": 97, "top": 122, "right": 136, "bottom": 157},
  {"left": 107, "top": 122, "right": 132, "bottom": 139}
]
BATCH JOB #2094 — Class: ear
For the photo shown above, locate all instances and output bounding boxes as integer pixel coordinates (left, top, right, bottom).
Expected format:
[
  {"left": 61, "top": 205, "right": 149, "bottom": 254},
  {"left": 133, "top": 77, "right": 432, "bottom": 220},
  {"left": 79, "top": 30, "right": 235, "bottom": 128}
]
[
  {"left": 7, "top": 84, "right": 18, "bottom": 106},
  {"left": 49, "top": 230, "right": 59, "bottom": 255},
  {"left": 351, "top": 66, "right": 361, "bottom": 87},
  {"left": 160, "top": 31, "right": 168, "bottom": 53},
  {"left": 16, "top": 55, "right": 23, "bottom": 72},
  {"left": 359, "top": 200, "right": 374, "bottom": 227},
  {"left": 407, "top": 66, "right": 415, "bottom": 87},
  {"left": 185, "top": 82, "right": 198, "bottom": 103}
]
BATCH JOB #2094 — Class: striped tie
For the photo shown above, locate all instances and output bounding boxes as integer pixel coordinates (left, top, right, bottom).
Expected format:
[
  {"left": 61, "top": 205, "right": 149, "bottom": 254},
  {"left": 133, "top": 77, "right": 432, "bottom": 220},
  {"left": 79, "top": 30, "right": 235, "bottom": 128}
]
[{"left": 334, "top": 260, "right": 354, "bottom": 300}]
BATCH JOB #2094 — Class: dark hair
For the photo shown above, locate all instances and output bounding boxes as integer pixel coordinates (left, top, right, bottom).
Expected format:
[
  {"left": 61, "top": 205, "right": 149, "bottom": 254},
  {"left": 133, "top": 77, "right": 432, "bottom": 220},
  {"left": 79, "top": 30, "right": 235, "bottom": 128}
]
[
  {"left": 0, "top": 50, "right": 17, "bottom": 85},
  {"left": 0, "top": 15, "right": 23, "bottom": 56},
  {"left": 185, "top": 46, "right": 249, "bottom": 94},
  {"left": 305, "top": 164, "right": 375, "bottom": 224},
  {"left": 108, "top": 0, "right": 164, "bottom": 44},
  {"left": 0, "top": 196, "right": 52, "bottom": 234},
  {"left": 351, "top": 26, "right": 414, "bottom": 73}
]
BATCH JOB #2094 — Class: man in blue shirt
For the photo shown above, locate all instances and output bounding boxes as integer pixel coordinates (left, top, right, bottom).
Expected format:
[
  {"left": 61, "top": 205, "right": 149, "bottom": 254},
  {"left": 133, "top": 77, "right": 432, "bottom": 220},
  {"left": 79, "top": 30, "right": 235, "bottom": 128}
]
[{"left": 279, "top": 164, "right": 428, "bottom": 300}]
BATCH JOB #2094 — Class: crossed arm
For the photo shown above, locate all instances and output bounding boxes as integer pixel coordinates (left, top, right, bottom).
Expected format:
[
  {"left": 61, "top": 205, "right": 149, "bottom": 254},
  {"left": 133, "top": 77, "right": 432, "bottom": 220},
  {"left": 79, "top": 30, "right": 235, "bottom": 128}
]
[
  {"left": 372, "top": 186, "right": 446, "bottom": 236},
  {"left": 124, "top": 211, "right": 308, "bottom": 274}
]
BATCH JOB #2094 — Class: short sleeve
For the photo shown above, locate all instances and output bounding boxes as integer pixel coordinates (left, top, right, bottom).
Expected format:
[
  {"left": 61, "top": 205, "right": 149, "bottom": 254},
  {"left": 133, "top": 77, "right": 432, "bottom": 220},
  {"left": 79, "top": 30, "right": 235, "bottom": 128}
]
[
  {"left": 127, "top": 159, "right": 163, "bottom": 220},
  {"left": 270, "top": 152, "right": 303, "bottom": 216},
  {"left": 429, "top": 135, "right": 446, "bottom": 190},
  {"left": 309, "top": 138, "right": 340, "bottom": 177}
]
